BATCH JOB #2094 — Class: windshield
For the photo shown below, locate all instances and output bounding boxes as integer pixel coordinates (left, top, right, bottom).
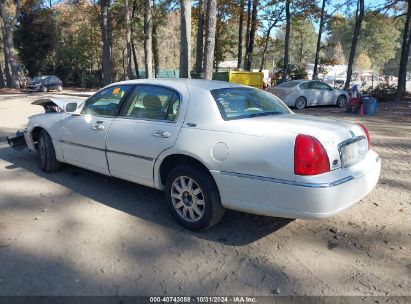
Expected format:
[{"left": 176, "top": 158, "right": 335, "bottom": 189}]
[
  {"left": 32, "top": 76, "right": 47, "bottom": 82},
  {"left": 211, "top": 87, "right": 291, "bottom": 120}
]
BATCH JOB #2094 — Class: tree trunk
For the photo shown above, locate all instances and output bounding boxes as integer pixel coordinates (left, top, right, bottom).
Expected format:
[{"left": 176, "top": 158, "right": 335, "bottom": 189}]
[
  {"left": 243, "top": 0, "right": 251, "bottom": 68},
  {"left": 152, "top": 21, "right": 160, "bottom": 78},
  {"left": 195, "top": 0, "right": 205, "bottom": 73},
  {"left": 237, "top": 0, "right": 244, "bottom": 69},
  {"left": 202, "top": 0, "right": 217, "bottom": 79},
  {"left": 1, "top": 23, "right": 11, "bottom": 87},
  {"left": 395, "top": 0, "right": 411, "bottom": 102},
  {"left": 125, "top": 0, "right": 132, "bottom": 80},
  {"left": 260, "top": 23, "right": 275, "bottom": 72},
  {"left": 0, "top": 64, "right": 5, "bottom": 88},
  {"left": 100, "top": 0, "right": 112, "bottom": 85},
  {"left": 131, "top": 0, "right": 140, "bottom": 79},
  {"left": 131, "top": 40, "right": 140, "bottom": 78},
  {"left": 282, "top": 0, "right": 290, "bottom": 82},
  {"left": 344, "top": 0, "right": 364, "bottom": 90},
  {"left": 0, "top": 0, "right": 20, "bottom": 88},
  {"left": 180, "top": 0, "right": 191, "bottom": 78},
  {"left": 312, "top": 0, "right": 326, "bottom": 80},
  {"left": 245, "top": 0, "right": 258, "bottom": 71},
  {"left": 144, "top": 0, "right": 153, "bottom": 78}
]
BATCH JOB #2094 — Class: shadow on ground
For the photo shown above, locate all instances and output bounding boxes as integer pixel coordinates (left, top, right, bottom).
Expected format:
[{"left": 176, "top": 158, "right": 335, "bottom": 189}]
[{"left": 0, "top": 145, "right": 292, "bottom": 246}]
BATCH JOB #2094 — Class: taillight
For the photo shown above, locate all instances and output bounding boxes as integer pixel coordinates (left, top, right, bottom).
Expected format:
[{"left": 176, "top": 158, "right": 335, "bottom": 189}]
[
  {"left": 294, "top": 134, "right": 330, "bottom": 175},
  {"left": 358, "top": 123, "right": 371, "bottom": 149}
]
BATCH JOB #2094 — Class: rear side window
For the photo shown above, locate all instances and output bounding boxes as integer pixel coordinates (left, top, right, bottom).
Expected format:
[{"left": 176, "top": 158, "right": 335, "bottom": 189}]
[
  {"left": 81, "top": 85, "right": 131, "bottom": 117},
  {"left": 120, "top": 85, "right": 180, "bottom": 121},
  {"left": 211, "top": 87, "right": 290, "bottom": 120}
]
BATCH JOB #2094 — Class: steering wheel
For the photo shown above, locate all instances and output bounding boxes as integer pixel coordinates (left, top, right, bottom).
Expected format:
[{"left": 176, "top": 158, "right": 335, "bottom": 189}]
[{"left": 244, "top": 107, "right": 263, "bottom": 112}]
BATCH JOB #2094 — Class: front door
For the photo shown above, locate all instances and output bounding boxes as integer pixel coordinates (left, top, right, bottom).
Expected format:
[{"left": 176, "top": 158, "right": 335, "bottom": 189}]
[
  {"left": 106, "top": 84, "right": 187, "bottom": 187},
  {"left": 60, "top": 85, "right": 132, "bottom": 175}
]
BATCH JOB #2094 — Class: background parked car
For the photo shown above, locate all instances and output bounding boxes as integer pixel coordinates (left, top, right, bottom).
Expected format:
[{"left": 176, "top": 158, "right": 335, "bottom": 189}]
[
  {"left": 268, "top": 80, "right": 349, "bottom": 109},
  {"left": 26, "top": 75, "right": 63, "bottom": 92}
]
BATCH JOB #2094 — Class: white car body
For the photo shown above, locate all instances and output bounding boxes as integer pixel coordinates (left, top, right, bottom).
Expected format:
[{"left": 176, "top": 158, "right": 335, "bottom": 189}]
[
  {"left": 269, "top": 80, "right": 349, "bottom": 108},
  {"left": 21, "top": 79, "right": 380, "bottom": 226}
]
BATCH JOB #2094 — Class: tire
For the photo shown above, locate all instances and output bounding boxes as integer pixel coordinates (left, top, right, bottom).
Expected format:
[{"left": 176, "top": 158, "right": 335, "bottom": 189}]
[
  {"left": 295, "top": 96, "right": 307, "bottom": 109},
  {"left": 37, "top": 130, "right": 62, "bottom": 173},
  {"left": 57, "top": 85, "right": 63, "bottom": 92},
  {"left": 165, "top": 164, "right": 225, "bottom": 231},
  {"left": 41, "top": 85, "right": 48, "bottom": 92},
  {"left": 336, "top": 95, "right": 347, "bottom": 108}
]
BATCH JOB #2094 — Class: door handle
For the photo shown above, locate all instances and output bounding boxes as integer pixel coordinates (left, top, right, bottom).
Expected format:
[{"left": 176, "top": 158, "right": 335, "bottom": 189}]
[
  {"left": 91, "top": 124, "right": 105, "bottom": 130},
  {"left": 152, "top": 130, "right": 171, "bottom": 138}
]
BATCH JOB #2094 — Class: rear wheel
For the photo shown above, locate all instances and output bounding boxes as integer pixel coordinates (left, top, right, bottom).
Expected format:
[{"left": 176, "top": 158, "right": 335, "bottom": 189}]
[
  {"left": 165, "top": 165, "right": 225, "bottom": 231},
  {"left": 57, "top": 85, "right": 63, "bottom": 92},
  {"left": 295, "top": 96, "right": 307, "bottom": 109},
  {"left": 41, "top": 85, "right": 48, "bottom": 92},
  {"left": 37, "top": 130, "right": 61, "bottom": 173},
  {"left": 336, "top": 95, "right": 347, "bottom": 108}
]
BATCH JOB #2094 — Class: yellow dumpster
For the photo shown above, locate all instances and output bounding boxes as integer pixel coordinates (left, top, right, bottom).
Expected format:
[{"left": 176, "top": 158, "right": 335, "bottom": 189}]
[{"left": 228, "top": 71, "right": 264, "bottom": 89}]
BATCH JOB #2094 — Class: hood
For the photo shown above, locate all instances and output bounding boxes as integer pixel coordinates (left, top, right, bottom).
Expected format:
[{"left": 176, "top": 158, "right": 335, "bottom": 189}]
[{"left": 32, "top": 98, "right": 83, "bottom": 113}]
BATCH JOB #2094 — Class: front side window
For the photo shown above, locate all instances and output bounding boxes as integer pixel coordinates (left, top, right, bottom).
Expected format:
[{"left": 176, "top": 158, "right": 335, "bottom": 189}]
[
  {"left": 81, "top": 85, "right": 131, "bottom": 117},
  {"left": 120, "top": 85, "right": 180, "bottom": 121},
  {"left": 211, "top": 87, "right": 290, "bottom": 120}
]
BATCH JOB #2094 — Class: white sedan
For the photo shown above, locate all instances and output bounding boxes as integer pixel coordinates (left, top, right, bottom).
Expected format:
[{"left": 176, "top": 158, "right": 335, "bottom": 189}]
[
  {"left": 8, "top": 79, "right": 380, "bottom": 231},
  {"left": 268, "top": 80, "right": 350, "bottom": 109}
]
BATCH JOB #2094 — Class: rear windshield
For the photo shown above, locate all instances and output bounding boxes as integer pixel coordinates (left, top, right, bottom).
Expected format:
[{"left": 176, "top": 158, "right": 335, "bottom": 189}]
[
  {"left": 211, "top": 87, "right": 290, "bottom": 120},
  {"left": 277, "top": 81, "right": 301, "bottom": 88}
]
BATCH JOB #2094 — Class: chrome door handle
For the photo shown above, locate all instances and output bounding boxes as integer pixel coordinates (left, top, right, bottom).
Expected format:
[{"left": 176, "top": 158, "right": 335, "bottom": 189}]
[
  {"left": 91, "top": 124, "right": 105, "bottom": 130},
  {"left": 152, "top": 130, "right": 171, "bottom": 138}
]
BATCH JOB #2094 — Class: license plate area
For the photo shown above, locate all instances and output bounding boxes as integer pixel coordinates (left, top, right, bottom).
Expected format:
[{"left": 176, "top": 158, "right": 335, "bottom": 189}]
[{"left": 339, "top": 137, "right": 368, "bottom": 168}]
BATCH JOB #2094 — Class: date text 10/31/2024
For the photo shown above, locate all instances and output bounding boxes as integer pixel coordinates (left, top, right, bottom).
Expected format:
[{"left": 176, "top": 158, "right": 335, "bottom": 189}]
[{"left": 149, "top": 296, "right": 258, "bottom": 303}]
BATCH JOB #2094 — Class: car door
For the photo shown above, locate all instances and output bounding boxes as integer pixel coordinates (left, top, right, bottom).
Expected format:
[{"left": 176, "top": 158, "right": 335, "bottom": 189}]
[
  {"left": 317, "top": 82, "right": 335, "bottom": 104},
  {"left": 106, "top": 84, "right": 188, "bottom": 187},
  {"left": 304, "top": 81, "right": 323, "bottom": 106},
  {"left": 59, "top": 85, "right": 132, "bottom": 175}
]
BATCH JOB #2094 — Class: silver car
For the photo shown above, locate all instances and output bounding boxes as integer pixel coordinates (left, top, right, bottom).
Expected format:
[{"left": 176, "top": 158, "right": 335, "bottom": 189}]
[{"left": 269, "top": 80, "right": 349, "bottom": 109}]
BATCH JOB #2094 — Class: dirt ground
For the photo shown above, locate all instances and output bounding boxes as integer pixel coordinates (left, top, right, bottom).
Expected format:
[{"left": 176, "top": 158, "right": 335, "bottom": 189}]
[{"left": 0, "top": 91, "right": 410, "bottom": 297}]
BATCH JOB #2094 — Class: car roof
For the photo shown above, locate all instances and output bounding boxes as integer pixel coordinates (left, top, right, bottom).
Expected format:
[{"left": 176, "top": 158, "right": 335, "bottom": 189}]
[{"left": 109, "top": 78, "right": 245, "bottom": 91}]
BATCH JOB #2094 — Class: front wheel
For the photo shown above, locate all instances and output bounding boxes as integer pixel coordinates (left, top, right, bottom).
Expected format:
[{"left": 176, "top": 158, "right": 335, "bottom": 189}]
[
  {"left": 57, "top": 85, "right": 63, "bottom": 92},
  {"left": 165, "top": 165, "right": 225, "bottom": 231},
  {"left": 295, "top": 96, "right": 307, "bottom": 109},
  {"left": 37, "top": 130, "right": 62, "bottom": 173},
  {"left": 41, "top": 85, "right": 48, "bottom": 92},
  {"left": 336, "top": 95, "right": 347, "bottom": 108}
]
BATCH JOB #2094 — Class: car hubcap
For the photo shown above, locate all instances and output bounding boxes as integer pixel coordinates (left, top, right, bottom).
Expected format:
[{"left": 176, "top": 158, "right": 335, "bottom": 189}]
[
  {"left": 171, "top": 176, "right": 205, "bottom": 222},
  {"left": 297, "top": 98, "right": 305, "bottom": 108}
]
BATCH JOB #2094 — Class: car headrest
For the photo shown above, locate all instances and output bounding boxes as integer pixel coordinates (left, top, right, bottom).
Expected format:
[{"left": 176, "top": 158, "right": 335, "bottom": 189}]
[{"left": 143, "top": 94, "right": 162, "bottom": 110}]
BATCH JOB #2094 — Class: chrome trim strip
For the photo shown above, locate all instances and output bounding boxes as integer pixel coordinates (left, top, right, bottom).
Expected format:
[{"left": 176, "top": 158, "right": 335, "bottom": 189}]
[
  {"left": 106, "top": 149, "right": 154, "bottom": 161},
  {"left": 218, "top": 171, "right": 354, "bottom": 188},
  {"left": 59, "top": 140, "right": 154, "bottom": 161}
]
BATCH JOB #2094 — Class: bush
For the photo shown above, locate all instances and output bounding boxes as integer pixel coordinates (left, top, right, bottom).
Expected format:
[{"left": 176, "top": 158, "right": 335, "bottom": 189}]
[{"left": 365, "top": 83, "right": 397, "bottom": 102}]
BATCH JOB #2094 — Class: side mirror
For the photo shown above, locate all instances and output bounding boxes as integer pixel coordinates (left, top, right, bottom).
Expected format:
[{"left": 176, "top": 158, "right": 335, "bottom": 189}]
[{"left": 65, "top": 102, "right": 77, "bottom": 112}]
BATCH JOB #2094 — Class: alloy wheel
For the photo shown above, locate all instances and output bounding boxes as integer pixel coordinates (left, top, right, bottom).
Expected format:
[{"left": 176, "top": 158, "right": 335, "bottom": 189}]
[{"left": 170, "top": 176, "right": 205, "bottom": 222}]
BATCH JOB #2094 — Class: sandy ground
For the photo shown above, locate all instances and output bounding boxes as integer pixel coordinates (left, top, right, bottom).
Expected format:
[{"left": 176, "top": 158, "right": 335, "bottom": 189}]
[{"left": 0, "top": 91, "right": 410, "bottom": 297}]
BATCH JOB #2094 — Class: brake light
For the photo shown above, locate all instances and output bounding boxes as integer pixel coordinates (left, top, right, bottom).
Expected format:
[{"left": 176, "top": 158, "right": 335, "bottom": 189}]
[
  {"left": 358, "top": 123, "right": 371, "bottom": 149},
  {"left": 294, "top": 134, "right": 330, "bottom": 175}
]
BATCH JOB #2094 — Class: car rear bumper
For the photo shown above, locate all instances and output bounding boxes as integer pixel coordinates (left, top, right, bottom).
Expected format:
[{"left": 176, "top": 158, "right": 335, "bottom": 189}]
[{"left": 211, "top": 151, "right": 381, "bottom": 219}]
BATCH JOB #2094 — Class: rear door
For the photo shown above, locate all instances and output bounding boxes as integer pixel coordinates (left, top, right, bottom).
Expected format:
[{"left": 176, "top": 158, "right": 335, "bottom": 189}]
[
  {"left": 59, "top": 85, "right": 132, "bottom": 175},
  {"left": 106, "top": 84, "right": 188, "bottom": 187}
]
